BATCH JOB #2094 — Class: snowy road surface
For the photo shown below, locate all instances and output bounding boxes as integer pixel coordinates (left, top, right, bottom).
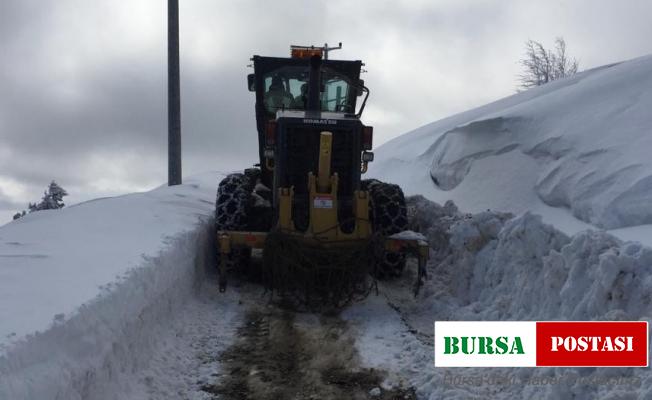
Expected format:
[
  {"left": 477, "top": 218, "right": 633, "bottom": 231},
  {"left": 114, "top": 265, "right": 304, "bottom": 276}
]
[{"left": 195, "top": 280, "right": 417, "bottom": 400}]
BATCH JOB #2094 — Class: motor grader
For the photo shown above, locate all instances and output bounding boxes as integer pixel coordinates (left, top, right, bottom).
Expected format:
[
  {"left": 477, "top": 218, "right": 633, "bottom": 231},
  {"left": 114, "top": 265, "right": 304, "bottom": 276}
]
[{"left": 215, "top": 44, "right": 428, "bottom": 307}]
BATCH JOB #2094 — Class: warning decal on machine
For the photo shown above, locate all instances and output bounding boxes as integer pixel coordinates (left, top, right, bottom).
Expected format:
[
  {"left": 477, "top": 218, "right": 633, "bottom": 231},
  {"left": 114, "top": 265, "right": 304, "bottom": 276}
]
[{"left": 313, "top": 196, "right": 334, "bottom": 209}]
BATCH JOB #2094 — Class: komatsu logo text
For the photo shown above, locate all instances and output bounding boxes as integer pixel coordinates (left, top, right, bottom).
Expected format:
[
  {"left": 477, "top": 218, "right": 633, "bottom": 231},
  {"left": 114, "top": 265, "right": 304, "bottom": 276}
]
[{"left": 303, "top": 119, "right": 337, "bottom": 125}]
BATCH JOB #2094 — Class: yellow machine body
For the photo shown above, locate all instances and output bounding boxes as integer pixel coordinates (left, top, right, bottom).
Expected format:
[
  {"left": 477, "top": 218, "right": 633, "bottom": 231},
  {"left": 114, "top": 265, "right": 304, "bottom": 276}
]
[{"left": 217, "top": 131, "right": 429, "bottom": 293}]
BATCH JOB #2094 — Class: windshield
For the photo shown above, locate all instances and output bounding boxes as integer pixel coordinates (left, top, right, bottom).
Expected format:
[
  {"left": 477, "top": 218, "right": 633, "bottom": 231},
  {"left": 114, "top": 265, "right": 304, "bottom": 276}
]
[{"left": 262, "top": 66, "right": 355, "bottom": 114}]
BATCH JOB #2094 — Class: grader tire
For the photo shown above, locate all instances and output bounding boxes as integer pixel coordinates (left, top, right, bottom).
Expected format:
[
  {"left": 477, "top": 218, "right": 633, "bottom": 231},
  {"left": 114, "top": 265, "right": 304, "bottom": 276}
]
[
  {"left": 215, "top": 173, "right": 253, "bottom": 276},
  {"left": 362, "top": 179, "right": 408, "bottom": 278}
]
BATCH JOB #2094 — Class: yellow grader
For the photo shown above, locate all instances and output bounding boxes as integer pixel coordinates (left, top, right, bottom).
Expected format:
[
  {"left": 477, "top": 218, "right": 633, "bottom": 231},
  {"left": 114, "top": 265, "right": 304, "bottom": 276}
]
[{"left": 215, "top": 44, "right": 428, "bottom": 307}]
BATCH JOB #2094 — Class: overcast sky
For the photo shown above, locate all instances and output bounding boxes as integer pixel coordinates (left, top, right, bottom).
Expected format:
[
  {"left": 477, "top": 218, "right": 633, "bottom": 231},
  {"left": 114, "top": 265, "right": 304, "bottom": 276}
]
[{"left": 1, "top": 0, "right": 651, "bottom": 223}]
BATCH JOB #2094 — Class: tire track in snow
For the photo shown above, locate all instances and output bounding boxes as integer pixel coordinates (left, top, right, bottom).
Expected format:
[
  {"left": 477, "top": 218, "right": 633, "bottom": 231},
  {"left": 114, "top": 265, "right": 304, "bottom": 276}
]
[{"left": 199, "top": 295, "right": 417, "bottom": 400}]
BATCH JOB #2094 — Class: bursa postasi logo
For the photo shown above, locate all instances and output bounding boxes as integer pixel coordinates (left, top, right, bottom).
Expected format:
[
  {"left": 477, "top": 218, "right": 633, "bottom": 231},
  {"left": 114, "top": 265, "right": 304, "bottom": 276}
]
[{"left": 434, "top": 321, "right": 648, "bottom": 367}]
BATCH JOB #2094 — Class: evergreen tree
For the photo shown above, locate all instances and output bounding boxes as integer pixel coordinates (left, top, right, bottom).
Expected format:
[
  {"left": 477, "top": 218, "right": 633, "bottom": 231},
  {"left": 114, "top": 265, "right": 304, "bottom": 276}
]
[
  {"left": 13, "top": 181, "right": 67, "bottom": 220},
  {"left": 38, "top": 181, "right": 68, "bottom": 210},
  {"left": 25, "top": 181, "right": 69, "bottom": 214}
]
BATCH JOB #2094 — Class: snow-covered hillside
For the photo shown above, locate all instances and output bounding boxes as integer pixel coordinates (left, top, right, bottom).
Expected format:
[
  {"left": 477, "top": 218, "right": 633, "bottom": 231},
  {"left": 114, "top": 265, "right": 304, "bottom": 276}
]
[
  {"left": 0, "top": 173, "right": 224, "bottom": 399},
  {"left": 370, "top": 55, "right": 652, "bottom": 239}
]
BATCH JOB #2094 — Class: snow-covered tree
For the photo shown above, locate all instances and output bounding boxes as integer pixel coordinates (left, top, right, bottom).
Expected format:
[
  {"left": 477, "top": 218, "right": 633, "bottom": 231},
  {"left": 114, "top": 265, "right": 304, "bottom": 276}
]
[
  {"left": 27, "top": 181, "right": 68, "bottom": 213},
  {"left": 518, "top": 37, "right": 579, "bottom": 89}
]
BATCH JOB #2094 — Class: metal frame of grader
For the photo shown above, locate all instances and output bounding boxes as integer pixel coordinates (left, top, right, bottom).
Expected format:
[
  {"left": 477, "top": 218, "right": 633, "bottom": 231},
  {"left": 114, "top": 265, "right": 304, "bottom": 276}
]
[{"left": 217, "top": 130, "right": 430, "bottom": 294}]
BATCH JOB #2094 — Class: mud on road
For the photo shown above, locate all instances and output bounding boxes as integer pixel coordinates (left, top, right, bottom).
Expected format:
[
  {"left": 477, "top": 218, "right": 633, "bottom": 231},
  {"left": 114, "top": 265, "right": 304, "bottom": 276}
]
[{"left": 200, "top": 304, "right": 416, "bottom": 400}]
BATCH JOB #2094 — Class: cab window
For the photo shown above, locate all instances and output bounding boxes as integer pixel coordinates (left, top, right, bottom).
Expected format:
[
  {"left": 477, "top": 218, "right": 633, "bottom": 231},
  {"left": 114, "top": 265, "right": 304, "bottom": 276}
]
[{"left": 262, "top": 66, "right": 355, "bottom": 114}]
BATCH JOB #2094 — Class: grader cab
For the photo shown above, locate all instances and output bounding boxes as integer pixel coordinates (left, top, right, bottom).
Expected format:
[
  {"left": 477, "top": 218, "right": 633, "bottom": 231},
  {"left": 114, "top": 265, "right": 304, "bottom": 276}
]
[{"left": 215, "top": 44, "right": 428, "bottom": 307}]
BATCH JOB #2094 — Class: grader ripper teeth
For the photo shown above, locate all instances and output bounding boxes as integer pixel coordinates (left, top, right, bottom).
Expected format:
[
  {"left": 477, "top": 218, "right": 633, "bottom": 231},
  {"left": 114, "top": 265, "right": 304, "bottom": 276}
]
[{"left": 214, "top": 44, "right": 429, "bottom": 306}]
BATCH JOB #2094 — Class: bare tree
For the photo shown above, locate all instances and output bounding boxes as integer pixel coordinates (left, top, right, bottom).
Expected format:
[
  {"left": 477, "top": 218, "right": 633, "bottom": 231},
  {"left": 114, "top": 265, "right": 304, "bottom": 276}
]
[
  {"left": 518, "top": 37, "right": 579, "bottom": 89},
  {"left": 552, "top": 38, "right": 579, "bottom": 79}
]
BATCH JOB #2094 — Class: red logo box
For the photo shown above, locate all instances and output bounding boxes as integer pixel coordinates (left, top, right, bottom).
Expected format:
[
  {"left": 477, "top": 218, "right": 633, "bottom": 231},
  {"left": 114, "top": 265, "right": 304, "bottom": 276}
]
[{"left": 536, "top": 321, "right": 648, "bottom": 367}]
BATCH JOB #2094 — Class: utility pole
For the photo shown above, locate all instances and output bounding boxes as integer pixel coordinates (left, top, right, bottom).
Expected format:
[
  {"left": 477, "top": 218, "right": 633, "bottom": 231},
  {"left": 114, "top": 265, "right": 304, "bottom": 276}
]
[{"left": 168, "top": 0, "right": 182, "bottom": 185}]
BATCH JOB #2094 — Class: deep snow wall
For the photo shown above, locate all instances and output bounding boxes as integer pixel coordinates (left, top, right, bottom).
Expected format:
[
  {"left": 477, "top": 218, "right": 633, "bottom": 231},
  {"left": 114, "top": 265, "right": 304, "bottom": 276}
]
[
  {"left": 0, "top": 220, "right": 215, "bottom": 400},
  {"left": 0, "top": 172, "right": 222, "bottom": 399},
  {"left": 382, "top": 196, "right": 652, "bottom": 399}
]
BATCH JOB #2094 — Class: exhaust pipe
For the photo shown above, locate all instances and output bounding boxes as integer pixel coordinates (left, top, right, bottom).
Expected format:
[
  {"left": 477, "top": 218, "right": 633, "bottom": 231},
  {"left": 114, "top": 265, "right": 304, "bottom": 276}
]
[{"left": 306, "top": 55, "right": 322, "bottom": 115}]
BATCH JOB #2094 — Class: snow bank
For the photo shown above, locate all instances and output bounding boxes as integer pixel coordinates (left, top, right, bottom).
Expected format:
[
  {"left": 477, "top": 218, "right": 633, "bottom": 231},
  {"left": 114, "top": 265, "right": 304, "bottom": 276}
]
[
  {"left": 371, "top": 55, "right": 652, "bottom": 232},
  {"left": 349, "top": 196, "right": 652, "bottom": 399},
  {"left": 0, "top": 173, "right": 222, "bottom": 399}
]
